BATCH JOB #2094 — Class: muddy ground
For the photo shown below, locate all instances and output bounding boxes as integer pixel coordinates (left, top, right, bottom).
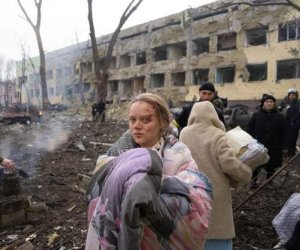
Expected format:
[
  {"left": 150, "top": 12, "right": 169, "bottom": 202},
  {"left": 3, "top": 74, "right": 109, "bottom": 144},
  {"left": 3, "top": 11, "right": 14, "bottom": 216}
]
[{"left": 0, "top": 110, "right": 300, "bottom": 250}]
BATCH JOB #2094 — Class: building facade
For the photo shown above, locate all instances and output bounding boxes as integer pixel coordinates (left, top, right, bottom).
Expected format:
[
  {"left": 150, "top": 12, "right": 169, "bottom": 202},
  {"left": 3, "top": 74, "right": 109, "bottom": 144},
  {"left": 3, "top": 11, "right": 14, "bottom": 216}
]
[{"left": 18, "top": 0, "right": 300, "bottom": 107}]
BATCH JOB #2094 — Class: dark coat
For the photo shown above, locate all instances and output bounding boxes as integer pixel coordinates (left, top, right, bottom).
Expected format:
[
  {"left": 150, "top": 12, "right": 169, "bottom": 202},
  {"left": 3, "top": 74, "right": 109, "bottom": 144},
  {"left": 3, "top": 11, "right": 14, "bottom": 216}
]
[
  {"left": 174, "top": 101, "right": 225, "bottom": 129},
  {"left": 279, "top": 98, "right": 300, "bottom": 128},
  {"left": 247, "top": 108, "right": 285, "bottom": 168}
]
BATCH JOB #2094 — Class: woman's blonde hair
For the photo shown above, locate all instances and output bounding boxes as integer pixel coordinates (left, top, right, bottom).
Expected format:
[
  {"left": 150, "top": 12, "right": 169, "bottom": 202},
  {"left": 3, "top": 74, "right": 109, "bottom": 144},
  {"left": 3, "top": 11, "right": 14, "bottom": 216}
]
[{"left": 130, "top": 93, "right": 172, "bottom": 137}]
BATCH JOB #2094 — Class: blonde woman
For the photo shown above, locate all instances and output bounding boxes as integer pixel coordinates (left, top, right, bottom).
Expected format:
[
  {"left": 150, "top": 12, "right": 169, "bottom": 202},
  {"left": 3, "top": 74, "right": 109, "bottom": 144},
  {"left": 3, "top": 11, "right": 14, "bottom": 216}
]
[{"left": 86, "top": 93, "right": 213, "bottom": 250}]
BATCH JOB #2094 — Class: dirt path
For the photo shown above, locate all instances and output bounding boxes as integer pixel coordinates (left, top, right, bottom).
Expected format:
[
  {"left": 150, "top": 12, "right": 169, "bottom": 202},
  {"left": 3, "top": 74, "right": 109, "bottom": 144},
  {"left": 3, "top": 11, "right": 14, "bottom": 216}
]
[{"left": 1, "top": 116, "right": 299, "bottom": 249}]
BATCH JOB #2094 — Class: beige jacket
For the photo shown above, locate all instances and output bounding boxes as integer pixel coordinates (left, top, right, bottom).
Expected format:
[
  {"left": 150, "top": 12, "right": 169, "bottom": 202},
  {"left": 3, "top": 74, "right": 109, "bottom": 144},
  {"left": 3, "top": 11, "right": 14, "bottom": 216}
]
[{"left": 179, "top": 101, "right": 252, "bottom": 239}]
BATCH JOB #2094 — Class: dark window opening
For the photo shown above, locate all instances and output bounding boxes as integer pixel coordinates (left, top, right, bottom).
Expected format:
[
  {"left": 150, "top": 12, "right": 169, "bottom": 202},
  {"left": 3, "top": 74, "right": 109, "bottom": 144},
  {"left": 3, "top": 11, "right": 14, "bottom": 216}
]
[
  {"left": 64, "top": 67, "right": 72, "bottom": 78},
  {"left": 150, "top": 74, "right": 165, "bottom": 88},
  {"left": 277, "top": 59, "right": 300, "bottom": 80},
  {"left": 35, "top": 89, "right": 40, "bottom": 97},
  {"left": 56, "top": 85, "right": 61, "bottom": 96},
  {"left": 153, "top": 46, "right": 167, "bottom": 61},
  {"left": 193, "top": 37, "right": 209, "bottom": 55},
  {"left": 48, "top": 87, "right": 54, "bottom": 97},
  {"left": 279, "top": 21, "right": 300, "bottom": 42},
  {"left": 56, "top": 68, "right": 63, "bottom": 78},
  {"left": 18, "top": 76, "right": 28, "bottom": 84},
  {"left": 136, "top": 51, "right": 146, "bottom": 65},
  {"left": 246, "top": 27, "right": 267, "bottom": 46},
  {"left": 171, "top": 72, "right": 185, "bottom": 86},
  {"left": 109, "top": 81, "right": 119, "bottom": 93},
  {"left": 216, "top": 66, "right": 235, "bottom": 83},
  {"left": 83, "top": 83, "right": 90, "bottom": 92},
  {"left": 82, "top": 62, "right": 92, "bottom": 73},
  {"left": 217, "top": 32, "right": 237, "bottom": 51},
  {"left": 246, "top": 63, "right": 267, "bottom": 81},
  {"left": 74, "top": 84, "right": 80, "bottom": 94},
  {"left": 193, "top": 69, "right": 209, "bottom": 85},
  {"left": 168, "top": 42, "right": 187, "bottom": 59},
  {"left": 46, "top": 70, "right": 53, "bottom": 80},
  {"left": 119, "top": 54, "right": 131, "bottom": 68},
  {"left": 64, "top": 85, "right": 73, "bottom": 96}
]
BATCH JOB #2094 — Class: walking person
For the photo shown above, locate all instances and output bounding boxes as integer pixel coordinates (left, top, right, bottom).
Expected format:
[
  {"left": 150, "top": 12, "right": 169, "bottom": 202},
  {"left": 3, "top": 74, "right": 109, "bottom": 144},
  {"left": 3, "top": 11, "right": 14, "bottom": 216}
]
[
  {"left": 247, "top": 94, "right": 285, "bottom": 187},
  {"left": 180, "top": 101, "right": 252, "bottom": 250},
  {"left": 279, "top": 88, "right": 300, "bottom": 157}
]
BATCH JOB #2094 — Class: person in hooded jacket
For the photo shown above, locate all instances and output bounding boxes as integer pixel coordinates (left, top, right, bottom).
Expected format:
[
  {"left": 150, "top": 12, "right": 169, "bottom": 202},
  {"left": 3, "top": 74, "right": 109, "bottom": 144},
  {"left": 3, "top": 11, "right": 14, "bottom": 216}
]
[
  {"left": 247, "top": 94, "right": 285, "bottom": 187},
  {"left": 278, "top": 88, "right": 300, "bottom": 157},
  {"left": 179, "top": 101, "right": 252, "bottom": 250}
]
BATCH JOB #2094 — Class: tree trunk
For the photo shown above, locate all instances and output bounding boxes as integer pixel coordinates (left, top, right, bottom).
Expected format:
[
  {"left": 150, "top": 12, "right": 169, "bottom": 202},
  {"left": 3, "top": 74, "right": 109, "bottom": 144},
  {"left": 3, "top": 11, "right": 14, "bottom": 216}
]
[
  {"left": 35, "top": 31, "right": 50, "bottom": 109},
  {"left": 87, "top": 0, "right": 143, "bottom": 102}
]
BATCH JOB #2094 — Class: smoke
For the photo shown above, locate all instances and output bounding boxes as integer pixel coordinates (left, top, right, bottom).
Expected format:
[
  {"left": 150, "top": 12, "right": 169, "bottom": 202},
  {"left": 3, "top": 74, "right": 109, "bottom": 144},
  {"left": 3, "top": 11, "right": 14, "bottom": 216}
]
[{"left": 0, "top": 115, "right": 83, "bottom": 176}]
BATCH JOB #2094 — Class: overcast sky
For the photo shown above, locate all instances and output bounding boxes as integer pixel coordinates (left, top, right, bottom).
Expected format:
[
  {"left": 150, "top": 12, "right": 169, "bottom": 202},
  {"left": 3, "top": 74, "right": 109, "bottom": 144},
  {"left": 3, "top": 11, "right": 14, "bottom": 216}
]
[{"left": 0, "top": 0, "right": 215, "bottom": 61}]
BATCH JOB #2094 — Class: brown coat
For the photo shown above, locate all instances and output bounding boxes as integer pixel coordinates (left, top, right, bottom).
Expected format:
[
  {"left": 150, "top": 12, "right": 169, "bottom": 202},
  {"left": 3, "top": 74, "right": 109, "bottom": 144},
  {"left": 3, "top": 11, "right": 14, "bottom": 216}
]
[{"left": 179, "top": 101, "right": 252, "bottom": 239}]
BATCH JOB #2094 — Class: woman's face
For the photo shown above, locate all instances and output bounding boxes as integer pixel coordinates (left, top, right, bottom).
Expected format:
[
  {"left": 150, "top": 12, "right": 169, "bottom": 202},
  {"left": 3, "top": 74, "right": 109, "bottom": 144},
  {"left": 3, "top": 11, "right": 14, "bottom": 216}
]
[{"left": 129, "top": 101, "right": 162, "bottom": 148}]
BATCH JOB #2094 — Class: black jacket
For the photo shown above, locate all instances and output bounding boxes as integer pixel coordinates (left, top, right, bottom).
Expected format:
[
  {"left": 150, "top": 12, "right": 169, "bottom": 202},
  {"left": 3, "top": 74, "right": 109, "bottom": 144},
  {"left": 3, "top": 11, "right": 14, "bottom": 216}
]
[
  {"left": 247, "top": 108, "right": 285, "bottom": 168},
  {"left": 174, "top": 101, "right": 225, "bottom": 129}
]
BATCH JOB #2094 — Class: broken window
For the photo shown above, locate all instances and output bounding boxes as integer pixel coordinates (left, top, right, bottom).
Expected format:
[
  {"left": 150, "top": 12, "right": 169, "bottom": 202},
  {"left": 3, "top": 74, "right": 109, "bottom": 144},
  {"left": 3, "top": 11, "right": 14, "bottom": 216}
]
[
  {"left": 217, "top": 32, "right": 237, "bottom": 51},
  {"left": 279, "top": 20, "right": 300, "bottom": 42},
  {"left": 193, "top": 69, "right": 209, "bottom": 85},
  {"left": 64, "top": 67, "right": 72, "bottom": 78},
  {"left": 246, "top": 63, "right": 267, "bottom": 81},
  {"left": 46, "top": 70, "right": 53, "bottom": 80},
  {"left": 48, "top": 87, "right": 54, "bottom": 97},
  {"left": 74, "top": 84, "right": 80, "bottom": 94},
  {"left": 167, "top": 42, "right": 187, "bottom": 59},
  {"left": 193, "top": 37, "right": 209, "bottom": 55},
  {"left": 119, "top": 54, "right": 131, "bottom": 68},
  {"left": 136, "top": 52, "right": 146, "bottom": 65},
  {"left": 56, "top": 68, "right": 63, "bottom": 79},
  {"left": 153, "top": 46, "right": 167, "bottom": 61},
  {"left": 150, "top": 74, "right": 165, "bottom": 88},
  {"left": 171, "top": 72, "right": 185, "bottom": 86},
  {"left": 64, "top": 85, "right": 73, "bottom": 96},
  {"left": 56, "top": 85, "right": 61, "bottom": 96},
  {"left": 35, "top": 89, "right": 40, "bottom": 97},
  {"left": 277, "top": 59, "right": 300, "bottom": 80},
  {"left": 120, "top": 79, "right": 133, "bottom": 99},
  {"left": 109, "top": 81, "right": 119, "bottom": 94},
  {"left": 83, "top": 83, "right": 90, "bottom": 92},
  {"left": 216, "top": 65, "right": 235, "bottom": 83},
  {"left": 246, "top": 27, "right": 267, "bottom": 46},
  {"left": 18, "top": 76, "right": 28, "bottom": 84}
]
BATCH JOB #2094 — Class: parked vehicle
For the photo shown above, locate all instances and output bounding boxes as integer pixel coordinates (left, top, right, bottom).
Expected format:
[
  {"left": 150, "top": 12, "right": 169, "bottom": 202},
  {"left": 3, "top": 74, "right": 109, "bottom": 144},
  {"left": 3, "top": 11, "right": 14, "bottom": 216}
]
[
  {"left": 0, "top": 103, "right": 42, "bottom": 125},
  {"left": 224, "top": 106, "right": 253, "bottom": 130}
]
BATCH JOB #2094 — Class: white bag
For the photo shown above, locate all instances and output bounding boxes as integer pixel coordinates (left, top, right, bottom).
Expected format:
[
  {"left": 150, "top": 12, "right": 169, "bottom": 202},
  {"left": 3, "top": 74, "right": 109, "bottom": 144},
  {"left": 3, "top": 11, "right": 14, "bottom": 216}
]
[{"left": 226, "top": 126, "right": 269, "bottom": 169}]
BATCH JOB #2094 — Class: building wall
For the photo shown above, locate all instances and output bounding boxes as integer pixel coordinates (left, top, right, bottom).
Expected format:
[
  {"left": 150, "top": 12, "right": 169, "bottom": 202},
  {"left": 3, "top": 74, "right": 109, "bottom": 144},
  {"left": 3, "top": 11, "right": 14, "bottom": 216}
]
[{"left": 17, "top": 0, "right": 300, "bottom": 106}]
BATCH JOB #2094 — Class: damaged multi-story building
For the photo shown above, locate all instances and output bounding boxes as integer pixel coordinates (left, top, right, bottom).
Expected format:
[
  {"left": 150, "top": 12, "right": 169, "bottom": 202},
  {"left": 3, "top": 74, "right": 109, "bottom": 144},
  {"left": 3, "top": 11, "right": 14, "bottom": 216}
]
[{"left": 17, "top": 0, "right": 300, "bottom": 107}]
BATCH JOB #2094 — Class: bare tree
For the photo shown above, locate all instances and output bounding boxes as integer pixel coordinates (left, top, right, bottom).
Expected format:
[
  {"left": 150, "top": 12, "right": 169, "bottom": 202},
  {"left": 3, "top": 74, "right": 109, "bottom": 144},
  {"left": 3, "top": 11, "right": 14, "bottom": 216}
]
[
  {"left": 17, "top": 0, "right": 50, "bottom": 109},
  {"left": 87, "top": 0, "right": 143, "bottom": 102}
]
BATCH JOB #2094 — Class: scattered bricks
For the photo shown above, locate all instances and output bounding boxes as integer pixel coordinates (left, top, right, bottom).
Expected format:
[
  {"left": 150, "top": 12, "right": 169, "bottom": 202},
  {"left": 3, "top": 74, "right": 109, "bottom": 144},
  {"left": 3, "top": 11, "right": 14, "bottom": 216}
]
[
  {"left": 1, "top": 209, "right": 27, "bottom": 228},
  {"left": 0, "top": 193, "right": 30, "bottom": 214},
  {"left": 26, "top": 201, "right": 48, "bottom": 222},
  {"left": 16, "top": 241, "right": 35, "bottom": 250}
]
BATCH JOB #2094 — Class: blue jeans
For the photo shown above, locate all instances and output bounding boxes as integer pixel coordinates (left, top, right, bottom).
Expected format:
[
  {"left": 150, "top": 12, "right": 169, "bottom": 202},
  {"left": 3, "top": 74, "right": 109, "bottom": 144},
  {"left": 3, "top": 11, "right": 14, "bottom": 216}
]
[{"left": 204, "top": 239, "right": 232, "bottom": 250}]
